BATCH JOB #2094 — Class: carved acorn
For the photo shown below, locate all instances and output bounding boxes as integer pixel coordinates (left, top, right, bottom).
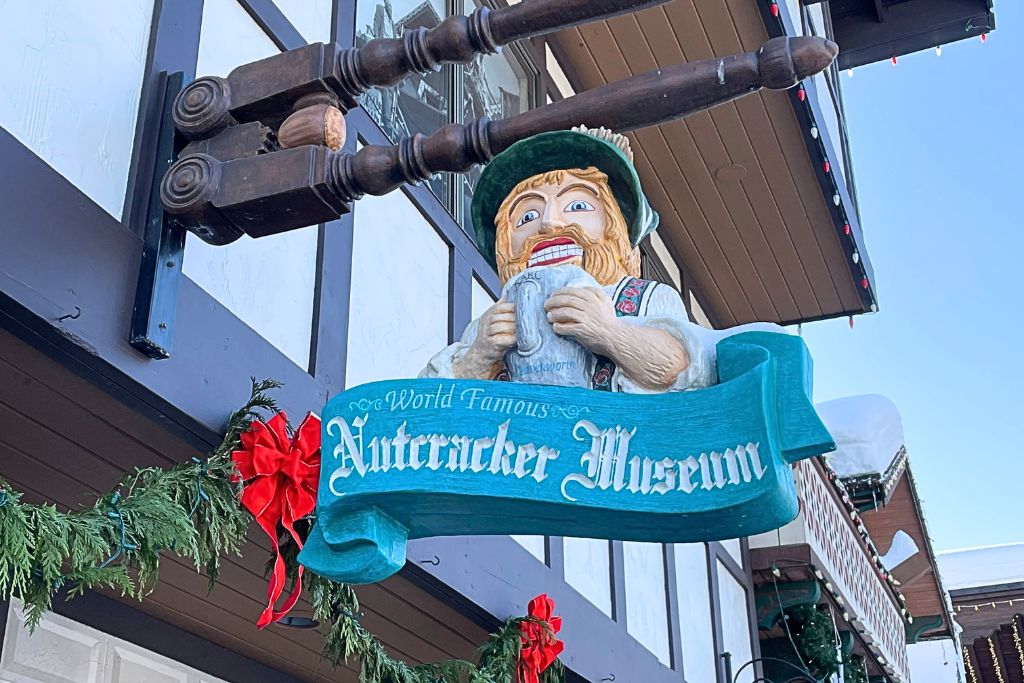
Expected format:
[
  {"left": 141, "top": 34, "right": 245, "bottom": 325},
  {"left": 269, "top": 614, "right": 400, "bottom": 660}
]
[{"left": 278, "top": 103, "right": 346, "bottom": 151}]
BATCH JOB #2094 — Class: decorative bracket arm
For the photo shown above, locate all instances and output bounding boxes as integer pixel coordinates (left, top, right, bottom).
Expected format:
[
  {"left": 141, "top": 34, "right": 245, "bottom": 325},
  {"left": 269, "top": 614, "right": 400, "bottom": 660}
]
[
  {"left": 171, "top": 0, "right": 670, "bottom": 142},
  {"left": 162, "top": 36, "right": 838, "bottom": 244}
]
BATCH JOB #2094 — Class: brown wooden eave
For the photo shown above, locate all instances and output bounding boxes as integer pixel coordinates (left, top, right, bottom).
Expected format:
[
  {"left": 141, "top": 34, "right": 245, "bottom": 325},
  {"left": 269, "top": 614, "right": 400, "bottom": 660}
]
[
  {"left": 547, "top": 0, "right": 873, "bottom": 327},
  {"left": 860, "top": 467, "right": 955, "bottom": 639},
  {"left": 0, "top": 327, "right": 490, "bottom": 682}
]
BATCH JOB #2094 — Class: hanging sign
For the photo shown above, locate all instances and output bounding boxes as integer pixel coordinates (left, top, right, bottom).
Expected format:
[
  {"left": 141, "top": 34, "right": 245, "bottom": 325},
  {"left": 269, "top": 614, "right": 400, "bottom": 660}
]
[{"left": 299, "top": 331, "right": 835, "bottom": 584}]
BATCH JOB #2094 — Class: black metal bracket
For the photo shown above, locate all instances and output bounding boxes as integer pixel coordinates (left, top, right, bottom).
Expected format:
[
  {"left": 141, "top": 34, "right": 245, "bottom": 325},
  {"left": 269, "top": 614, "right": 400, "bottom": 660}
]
[{"left": 131, "top": 71, "right": 187, "bottom": 360}]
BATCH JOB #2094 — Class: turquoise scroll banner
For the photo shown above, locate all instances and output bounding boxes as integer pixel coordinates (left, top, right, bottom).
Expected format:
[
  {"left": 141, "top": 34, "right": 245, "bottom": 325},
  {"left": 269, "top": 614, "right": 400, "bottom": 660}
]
[{"left": 299, "top": 332, "right": 835, "bottom": 584}]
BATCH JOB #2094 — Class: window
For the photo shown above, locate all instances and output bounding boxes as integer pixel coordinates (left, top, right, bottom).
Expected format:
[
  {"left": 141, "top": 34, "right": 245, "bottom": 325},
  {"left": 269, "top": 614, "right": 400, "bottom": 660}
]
[
  {"left": 354, "top": 0, "right": 537, "bottom": 237},
  {"left": 355, "top": 0, "right": 451, "bottom": 201}
]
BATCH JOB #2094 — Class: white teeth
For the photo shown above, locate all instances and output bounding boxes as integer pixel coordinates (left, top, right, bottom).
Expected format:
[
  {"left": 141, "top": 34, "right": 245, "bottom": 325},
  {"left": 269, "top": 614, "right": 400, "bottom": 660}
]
[{"left": 528, "top": 244, "right": 584, "bottom": 267}]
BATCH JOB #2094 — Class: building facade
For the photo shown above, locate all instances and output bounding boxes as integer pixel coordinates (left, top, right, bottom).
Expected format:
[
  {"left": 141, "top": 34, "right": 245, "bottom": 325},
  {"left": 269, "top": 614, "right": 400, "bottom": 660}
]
[{"left": 0, "top": 1, "right": 990, "bottom": 682}]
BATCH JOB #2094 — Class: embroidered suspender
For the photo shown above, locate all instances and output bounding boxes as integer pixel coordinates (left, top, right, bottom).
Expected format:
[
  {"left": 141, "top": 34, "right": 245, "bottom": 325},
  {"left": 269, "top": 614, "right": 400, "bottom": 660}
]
[{"left": 593, "top": 278, "right": 654, "bottom": 391}]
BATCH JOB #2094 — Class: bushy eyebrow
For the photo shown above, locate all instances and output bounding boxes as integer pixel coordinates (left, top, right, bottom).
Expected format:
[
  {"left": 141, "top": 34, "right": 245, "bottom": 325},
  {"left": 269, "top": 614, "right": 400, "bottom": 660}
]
[
  {"left": 509, "top": 192, "right": 547, "bottom": 215},
  {"left": 557, "top": 183, "right": 599, "bottom": 198}
]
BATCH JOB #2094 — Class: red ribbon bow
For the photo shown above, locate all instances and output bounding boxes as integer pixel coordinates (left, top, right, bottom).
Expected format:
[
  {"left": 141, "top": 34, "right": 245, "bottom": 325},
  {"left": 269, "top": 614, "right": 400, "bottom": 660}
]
[
  {"left": 232, "top": 412, "right": 321, "bottom": 628},
  {"left": 518, "top": 594, "right": 564, "bottom": 683}
]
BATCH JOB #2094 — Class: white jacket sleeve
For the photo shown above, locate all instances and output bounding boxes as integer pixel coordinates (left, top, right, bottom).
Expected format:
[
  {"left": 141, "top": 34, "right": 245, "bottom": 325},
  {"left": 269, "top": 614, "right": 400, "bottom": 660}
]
[
  {"left": 614, "top": 283, "right": 715, "bottom": 393},
  {"left": 418, "top": 317, "right": 482, "bottom": 379}
]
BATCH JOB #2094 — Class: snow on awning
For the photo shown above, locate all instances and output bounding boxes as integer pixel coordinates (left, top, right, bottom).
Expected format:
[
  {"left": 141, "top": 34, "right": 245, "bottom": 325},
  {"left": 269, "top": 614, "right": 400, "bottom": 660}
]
[{"left": 815, "top": 394, "right": 906, "bottom": 480}]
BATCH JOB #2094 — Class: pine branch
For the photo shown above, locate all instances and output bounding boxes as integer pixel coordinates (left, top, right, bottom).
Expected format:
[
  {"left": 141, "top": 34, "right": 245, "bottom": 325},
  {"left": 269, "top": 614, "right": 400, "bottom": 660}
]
[
  {"left": 0, "top": 380, "right": 275, "bottom": 630},
  {"left": 0, "top": 379, "right": 568, "bottom": 683}
]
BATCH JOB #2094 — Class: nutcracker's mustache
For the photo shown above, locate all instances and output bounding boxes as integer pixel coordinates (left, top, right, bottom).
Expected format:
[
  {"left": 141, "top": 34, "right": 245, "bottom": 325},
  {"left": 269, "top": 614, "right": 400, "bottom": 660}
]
[{"left": 498, "top": 224, "right": 634, "bottom": 287}]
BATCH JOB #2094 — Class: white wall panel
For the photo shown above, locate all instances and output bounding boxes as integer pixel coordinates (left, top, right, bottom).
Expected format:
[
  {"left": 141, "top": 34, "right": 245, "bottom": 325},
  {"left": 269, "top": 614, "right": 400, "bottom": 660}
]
[
  {"left": 471, "top": 277, "right": 495, "bottom": 319},
  {"left": 721, "top": 539, "right": 743, "bottom": 568},
  {"left": 346, "top": 190, "right": 449, "bottom": 386},
  {"left": 183, "top": 0, "right": 318, "bottom": 369},
  {"left": 109, "top": 646, "right": 189, "bottom": 683},
  {"left": 1, "top": 605, "right": 105, "bottom": 683},
  {"left": 511, "top": 536, "right": 546, "bottom": 562},
  {"left": 274, "top": 0, "right": 334, "bottom": 43},
  {"left": 717, "top": 561, "right": 755, "bottom": 683},
  {"left": 1, "top": 601, "right": 227, "bottom": 683},
  {"left": 0, "top": 0, "right": 154, "bottom": 219},
  {"left": 674, "top": 543, "right": 716, "bottom": 682},
  {"left": 623, "top": 542, "right": 671, "bottom": 665},
  {"left": 563, "top": 537, "right": 612, "bottom": 616}
]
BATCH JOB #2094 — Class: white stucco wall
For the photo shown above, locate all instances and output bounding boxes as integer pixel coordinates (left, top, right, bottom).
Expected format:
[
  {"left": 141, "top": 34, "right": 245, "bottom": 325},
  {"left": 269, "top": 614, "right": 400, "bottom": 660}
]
[
  {"left": 563, "top": 537, "right": 613, "bottom": 616},
  {"left": 274, "top": 0, "right": 333, "bottom": 43},
  {"left": 623, "top": 542, "right": 671, "bottom": 665},
  {"left": 0, "top": 0, "right": 154, "bottom": 220},
  {"left": 182, "top": 0, "right": 318, "bottom": 370},
  {"left": 675, "top": 543, "right": 717, "bottom": 682},
  {"left": 345, "top": 189, "right": 449, "bottom": 386},
  {"left": 717, "top": 560, "right": 755, "bottom": 683}
]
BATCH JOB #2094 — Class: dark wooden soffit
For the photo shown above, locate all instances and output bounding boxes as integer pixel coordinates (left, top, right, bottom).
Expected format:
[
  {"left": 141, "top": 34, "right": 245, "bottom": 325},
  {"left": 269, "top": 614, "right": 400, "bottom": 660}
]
[
  {"left": 859, "top": 470, "right": 953, "bottom": 638},
  {"left": 548, "top": 0, "right": 868, "bottom": 327},
  {"left": 0, "top": 326, "right": 492, "bottom": 683},
  {"left": 961, "top": 614, "right": 1024, "bottom": 683},
  {"left": 830, "top": 0, "right": 995, "bottom": 70}
]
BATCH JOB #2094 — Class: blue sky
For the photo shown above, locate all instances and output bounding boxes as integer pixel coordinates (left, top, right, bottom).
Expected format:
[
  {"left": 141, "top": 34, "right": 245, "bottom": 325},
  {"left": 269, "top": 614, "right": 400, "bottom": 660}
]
[{"left": 800, "top": 3, "right": 1020, "bottom": 552}]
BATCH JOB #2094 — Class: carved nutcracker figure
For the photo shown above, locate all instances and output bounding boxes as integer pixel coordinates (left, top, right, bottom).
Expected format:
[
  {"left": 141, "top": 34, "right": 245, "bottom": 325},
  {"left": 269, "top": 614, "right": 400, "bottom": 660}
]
[{"left": 423, "top": 125, "right": 775, "bottom": 392}]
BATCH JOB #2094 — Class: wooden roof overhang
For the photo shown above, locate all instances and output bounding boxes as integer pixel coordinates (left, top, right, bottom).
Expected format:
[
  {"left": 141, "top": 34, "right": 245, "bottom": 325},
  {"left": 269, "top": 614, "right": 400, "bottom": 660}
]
[
  {"left": 750, "top": 562, "right": 897, "bottom": 681},
  {"left": 860, "top": 466, "right": 956, "bottom": 641},
  {"left": 827, "top": 0, "right": 996, "bottom": 71},
  {"left": 0, "top": 327, "right": 491, "bottom": 682},
  {"left": 547, "top": 0, "right": 876, "bottom": 327}
]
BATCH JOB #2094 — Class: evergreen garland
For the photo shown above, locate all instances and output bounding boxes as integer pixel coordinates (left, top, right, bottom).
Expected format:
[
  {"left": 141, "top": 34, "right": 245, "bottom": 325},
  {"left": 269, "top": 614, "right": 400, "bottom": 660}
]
[
  {"left": 785, "top": 604, "right": 842, "bottom": 680},
  {"left": 783, "top": 605, "right": 871, "bottom": 683},
  {"left": 842, "top": 654, "right": 868, "bottom": 683},
  {"left": 0, "top": 379, "right": 564, "bottom": 683}
]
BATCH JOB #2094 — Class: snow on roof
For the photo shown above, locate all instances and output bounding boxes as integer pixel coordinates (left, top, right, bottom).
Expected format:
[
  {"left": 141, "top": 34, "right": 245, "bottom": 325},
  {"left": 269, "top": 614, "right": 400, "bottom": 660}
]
[
  {"left": 937, "top": 544, "right": 1024, "bottom": 591},
  {"left": 815, "top": 394, "right": 905, "bottom": 479}
]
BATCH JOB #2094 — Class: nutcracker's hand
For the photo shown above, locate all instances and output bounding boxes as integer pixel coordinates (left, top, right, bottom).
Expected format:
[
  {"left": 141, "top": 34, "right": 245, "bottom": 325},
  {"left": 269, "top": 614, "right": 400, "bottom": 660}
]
[
  {"left": 453, "top": 299, "right": 516, "bottom": 379},
  {"left": 544, "top": 287, "right": 622, "bottom": 356}
]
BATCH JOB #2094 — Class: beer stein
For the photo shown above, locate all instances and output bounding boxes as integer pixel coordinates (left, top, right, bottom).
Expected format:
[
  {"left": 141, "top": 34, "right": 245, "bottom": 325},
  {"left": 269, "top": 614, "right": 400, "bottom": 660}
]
[{"left": 502, "top": 265, "right": 596, "bottom": 387}]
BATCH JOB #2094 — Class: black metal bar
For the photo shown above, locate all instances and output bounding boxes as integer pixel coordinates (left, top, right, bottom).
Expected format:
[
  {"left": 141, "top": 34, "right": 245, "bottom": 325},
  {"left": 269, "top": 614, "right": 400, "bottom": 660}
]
[
  {"left": 237, "top": 0, "right": 307, "bottom": 50},
  {"left": 611, "top": 540, "right": 628, "bottom": 627},
  {"left": 130, "top": 71, "right": 187, "bottom": 360},
  {"left": 449, "top": 249, "right": 473, "bottom": 345},
  {"left": 664, "top": 545, "right": 685, "bottom": 673}
]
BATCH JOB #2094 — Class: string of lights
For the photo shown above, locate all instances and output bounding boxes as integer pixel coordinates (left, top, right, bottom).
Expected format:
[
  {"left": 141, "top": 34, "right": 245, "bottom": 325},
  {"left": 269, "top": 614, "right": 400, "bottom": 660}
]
[
  {"left": 956, "top": 599, "right": 1023, "bottom": 612},
  {"left": 763, "top": 0, "right": 995, "bottom": 320},
  {"left": 761, "top": 0, "right": 877, "bottom": 318}
]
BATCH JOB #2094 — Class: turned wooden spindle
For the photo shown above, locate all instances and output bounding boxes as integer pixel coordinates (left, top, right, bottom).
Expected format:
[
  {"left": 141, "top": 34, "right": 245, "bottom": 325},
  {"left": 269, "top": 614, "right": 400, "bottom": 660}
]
[
  {"left": 345, "top": 0, "right": 670, "bottom": 91},
  {"left": 330, "top": 36, "right": 839, "bottom": 200},
  {"left": 162, "top": 36, "right": 838, "bottom": 244},
  {"left": 171, "top": 0, "right": 671, "bottom": 138}
]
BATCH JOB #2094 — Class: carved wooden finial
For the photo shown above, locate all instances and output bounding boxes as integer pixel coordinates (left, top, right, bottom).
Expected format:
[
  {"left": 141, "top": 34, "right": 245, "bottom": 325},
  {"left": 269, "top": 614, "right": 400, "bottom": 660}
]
[{"left": 278, "top": 94, "right": 347, "bottom": 151}]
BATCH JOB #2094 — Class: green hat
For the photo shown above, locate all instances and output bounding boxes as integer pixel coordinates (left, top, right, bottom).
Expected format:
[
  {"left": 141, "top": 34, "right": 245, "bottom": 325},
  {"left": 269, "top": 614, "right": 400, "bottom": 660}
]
[{"left": 470, "top": 128, "right": 659, "bottom": 269}]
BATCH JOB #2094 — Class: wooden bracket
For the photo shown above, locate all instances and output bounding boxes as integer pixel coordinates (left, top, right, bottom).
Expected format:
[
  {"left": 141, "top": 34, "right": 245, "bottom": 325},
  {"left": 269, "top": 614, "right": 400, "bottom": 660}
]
[
  {"left": 161, "top": 35, "right": 839, "bottom": 245},
  {"left": 130, "top": 71, "right": 187, "bottom": 360},
  {"left": 904, "top": 613, "right": 944, "bottom": 644},
  {"left": 755, "top": 579, "right": 822, "bottom": 630}
]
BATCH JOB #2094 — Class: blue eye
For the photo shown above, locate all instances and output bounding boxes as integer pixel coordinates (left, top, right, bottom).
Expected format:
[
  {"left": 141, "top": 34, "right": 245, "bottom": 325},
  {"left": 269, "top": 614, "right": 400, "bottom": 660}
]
[
  {"left": 565, "top": 200, "right": 595, "bottom": 212},
  {"left": 516, "top": 209, "right": 540, "bottom": 227}
]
